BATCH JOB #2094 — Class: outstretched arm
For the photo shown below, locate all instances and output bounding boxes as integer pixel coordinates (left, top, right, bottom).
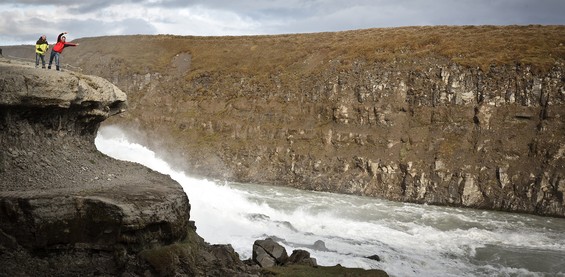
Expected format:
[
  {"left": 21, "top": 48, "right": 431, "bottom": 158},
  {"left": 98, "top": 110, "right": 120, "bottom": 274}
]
[{"left": 64, "top": 42, "right": 79, "bottom": 48}]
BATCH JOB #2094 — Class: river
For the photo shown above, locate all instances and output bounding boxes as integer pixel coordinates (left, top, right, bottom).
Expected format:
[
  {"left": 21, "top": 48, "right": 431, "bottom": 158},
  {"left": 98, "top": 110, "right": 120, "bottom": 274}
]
[{"left": 95, "top": 125, "right": 565, "bottom": 277}]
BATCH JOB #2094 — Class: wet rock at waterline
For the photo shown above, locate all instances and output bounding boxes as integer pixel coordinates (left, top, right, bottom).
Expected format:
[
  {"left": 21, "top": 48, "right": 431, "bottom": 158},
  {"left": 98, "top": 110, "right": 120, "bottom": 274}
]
[
  {"left": 252, "top": 238, "right": 317, "bottom": 268},
  {"left": 288, "top": 249, "right": 318, "bottom": 267},
  {"left": 253, "top": 238, "right": 289, "bottom": 267}
]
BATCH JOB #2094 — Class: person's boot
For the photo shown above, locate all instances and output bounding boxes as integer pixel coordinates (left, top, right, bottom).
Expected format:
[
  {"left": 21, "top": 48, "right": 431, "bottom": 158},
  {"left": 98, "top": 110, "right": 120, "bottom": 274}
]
[
  {"left": 56, "top": 66, "right": 60, "bottom": 71},
  {"left": 48, "top": 65, "right": 51, "bottom": 69}
]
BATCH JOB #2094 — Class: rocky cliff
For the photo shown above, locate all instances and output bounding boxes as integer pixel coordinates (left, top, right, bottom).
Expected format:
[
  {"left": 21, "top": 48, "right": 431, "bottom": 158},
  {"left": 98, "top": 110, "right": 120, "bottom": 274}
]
[
  {"left": 3, "top": 25, "right": 564, "bottom": 217},
  {"left": 129, "top": 56, "right": 565, "bottom": 217},
  {"left": 0, "top": 58, "right": 257, "bottom": 276}
]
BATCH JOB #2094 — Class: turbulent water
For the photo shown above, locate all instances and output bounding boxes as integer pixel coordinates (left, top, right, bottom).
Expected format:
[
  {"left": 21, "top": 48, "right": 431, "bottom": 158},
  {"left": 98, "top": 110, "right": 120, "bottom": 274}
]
[{"left": 95, "top": 126, "right": 565, "bottom": 277}]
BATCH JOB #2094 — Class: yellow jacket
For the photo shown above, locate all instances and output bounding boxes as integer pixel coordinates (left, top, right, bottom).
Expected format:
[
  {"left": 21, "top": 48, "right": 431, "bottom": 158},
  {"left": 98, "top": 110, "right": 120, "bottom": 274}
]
[{"left": 36, "top": 42, "right": 49, "bottom": 55}]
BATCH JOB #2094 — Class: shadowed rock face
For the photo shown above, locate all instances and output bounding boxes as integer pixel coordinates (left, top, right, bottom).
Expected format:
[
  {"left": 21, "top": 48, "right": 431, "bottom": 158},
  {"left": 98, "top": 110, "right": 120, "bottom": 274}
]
[{"left": 0, "top": 59, "right": 192, "bottom": 275}]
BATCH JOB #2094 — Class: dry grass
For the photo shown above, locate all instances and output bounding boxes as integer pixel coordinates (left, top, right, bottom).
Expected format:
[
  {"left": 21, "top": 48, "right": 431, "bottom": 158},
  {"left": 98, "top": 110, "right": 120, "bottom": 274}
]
[
  {"left": 4, "top": 25, "right": 564, "bottom": 75},
  {"left": 68, "top": 25, "right": 564, "bottom": 76}
]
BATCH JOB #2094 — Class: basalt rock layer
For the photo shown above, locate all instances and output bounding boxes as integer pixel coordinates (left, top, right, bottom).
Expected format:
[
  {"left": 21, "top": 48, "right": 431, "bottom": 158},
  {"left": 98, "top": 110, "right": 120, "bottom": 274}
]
[{"left": 134, "top": 58, "right": 565, "bottom": 217}]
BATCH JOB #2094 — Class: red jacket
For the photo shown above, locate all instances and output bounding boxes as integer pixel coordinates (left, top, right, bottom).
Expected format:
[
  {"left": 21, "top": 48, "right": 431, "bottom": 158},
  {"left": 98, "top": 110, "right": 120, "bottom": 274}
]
[{"left": 52, "top": 33, "right": 77, "bottom": 53}]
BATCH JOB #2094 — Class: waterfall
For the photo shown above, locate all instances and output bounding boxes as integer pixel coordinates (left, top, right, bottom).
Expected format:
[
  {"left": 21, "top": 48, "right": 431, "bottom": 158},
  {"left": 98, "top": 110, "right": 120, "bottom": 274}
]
[{"left": 95, "top": 125, "right": 565, "bottom": 277}]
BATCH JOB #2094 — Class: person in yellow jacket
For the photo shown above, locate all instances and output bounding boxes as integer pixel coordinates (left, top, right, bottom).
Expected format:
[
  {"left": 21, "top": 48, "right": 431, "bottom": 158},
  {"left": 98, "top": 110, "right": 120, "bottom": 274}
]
[{"left": 35, "top": 35, "right": 49, "bottom": 68}]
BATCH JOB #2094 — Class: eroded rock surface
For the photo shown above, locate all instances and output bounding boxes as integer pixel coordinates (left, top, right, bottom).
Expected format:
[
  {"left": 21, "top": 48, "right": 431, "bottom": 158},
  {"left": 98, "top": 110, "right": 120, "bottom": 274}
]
[{"left": 0, "top": 59, "right": 229, "bottom": 276}]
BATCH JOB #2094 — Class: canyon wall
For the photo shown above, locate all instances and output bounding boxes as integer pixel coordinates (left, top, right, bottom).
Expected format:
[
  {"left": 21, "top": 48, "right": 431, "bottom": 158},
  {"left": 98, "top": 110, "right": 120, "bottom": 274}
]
[
  {"left": 4, "top": 26, "right": 563, "bottom": 217},
  {"left": 116, "top": 58, "right": 565, "bottom": 217}
]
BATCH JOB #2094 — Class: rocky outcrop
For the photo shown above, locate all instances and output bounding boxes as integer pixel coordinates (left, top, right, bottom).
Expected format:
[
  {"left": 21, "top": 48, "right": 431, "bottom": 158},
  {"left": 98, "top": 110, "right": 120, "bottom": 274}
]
[{"left": 0, "top": 59, "right": 256, "bottom": 276}]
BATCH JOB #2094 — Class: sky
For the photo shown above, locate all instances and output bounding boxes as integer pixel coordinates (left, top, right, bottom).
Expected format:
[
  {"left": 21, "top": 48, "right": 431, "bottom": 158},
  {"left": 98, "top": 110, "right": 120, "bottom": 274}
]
[{"left": 1, "top": 0, "right": 564, "bottom": 45}]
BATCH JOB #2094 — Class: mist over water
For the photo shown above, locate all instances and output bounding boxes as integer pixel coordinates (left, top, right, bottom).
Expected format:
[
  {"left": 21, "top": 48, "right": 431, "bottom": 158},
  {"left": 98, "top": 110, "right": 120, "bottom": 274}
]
[{"left": 95, "top": 125, "right": 565, "bottom": 277}]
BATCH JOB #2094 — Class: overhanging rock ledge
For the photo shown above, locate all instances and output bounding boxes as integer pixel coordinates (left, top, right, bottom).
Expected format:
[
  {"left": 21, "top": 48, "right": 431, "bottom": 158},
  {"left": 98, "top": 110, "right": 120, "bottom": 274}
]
[{"left": 0, "top": 59, "right": 191, "bottom": 275}]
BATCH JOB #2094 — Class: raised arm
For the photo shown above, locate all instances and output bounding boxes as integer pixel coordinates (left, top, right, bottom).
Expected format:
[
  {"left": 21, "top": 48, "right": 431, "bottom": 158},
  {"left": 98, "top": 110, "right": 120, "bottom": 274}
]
[{"left": 57, "top": 32, "right": 68, "bottom": 42}]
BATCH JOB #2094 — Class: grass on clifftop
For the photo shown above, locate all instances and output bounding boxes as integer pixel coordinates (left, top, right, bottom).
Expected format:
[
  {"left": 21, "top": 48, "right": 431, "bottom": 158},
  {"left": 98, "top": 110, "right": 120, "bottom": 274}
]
[{"left": 71, "top": 25, "right": 565, "bottom": 75}]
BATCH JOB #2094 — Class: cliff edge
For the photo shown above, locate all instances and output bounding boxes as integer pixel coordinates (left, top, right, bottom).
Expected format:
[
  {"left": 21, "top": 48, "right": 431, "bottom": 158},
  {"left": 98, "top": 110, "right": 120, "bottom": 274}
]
[{"left": 0, "top": 59, "right": 249, "bottom": 276}]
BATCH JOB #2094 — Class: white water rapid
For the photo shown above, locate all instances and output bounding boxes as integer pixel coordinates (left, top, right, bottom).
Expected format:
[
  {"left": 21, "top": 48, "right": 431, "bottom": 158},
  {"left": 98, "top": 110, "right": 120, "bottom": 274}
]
[{"left": 95, "top": 125, "right": 565, "bottom": 277}]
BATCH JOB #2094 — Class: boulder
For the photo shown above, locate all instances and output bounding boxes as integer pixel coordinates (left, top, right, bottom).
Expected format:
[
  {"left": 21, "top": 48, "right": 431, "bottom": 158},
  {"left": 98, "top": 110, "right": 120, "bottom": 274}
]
[
  {"left": 366, "top": 254, "right": 381, "bottom": 262},
  {"left": 252, "top": 238, "right": 288, "bottom": 267},
  {"left": 287, "top": 249, "right": 318, "bottom": 267},
  {"left": 313, "top": 239, "right": 330, "bottom": 251}
]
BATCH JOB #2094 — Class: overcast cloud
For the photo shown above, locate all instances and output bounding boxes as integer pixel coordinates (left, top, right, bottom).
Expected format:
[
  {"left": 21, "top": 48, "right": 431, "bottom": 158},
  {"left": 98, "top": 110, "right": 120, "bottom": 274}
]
[{"left": 1, "top": 0, "right": 564, "bottom": 45}]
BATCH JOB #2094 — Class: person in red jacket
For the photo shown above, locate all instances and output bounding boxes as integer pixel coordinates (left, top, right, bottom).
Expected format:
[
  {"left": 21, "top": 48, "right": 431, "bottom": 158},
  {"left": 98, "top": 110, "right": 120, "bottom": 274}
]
[{"left": 48, "top": 32, "right": 79, "bottom": 71}]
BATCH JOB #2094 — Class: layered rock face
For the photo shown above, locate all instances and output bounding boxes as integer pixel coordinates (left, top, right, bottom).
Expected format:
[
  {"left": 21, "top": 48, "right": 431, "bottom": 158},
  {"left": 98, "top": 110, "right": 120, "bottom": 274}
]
[
  {"left": 0, "top": 59, "right": 193, "bottom": 275},
  {"left": 310, "top": 62, "right": 565, "bottom": 216},
  {"left": 122, "top": 59, "right": 565, "bottom": 217},
  {"left": 89, "top": 56, "right": 564, "bottom": 217}
]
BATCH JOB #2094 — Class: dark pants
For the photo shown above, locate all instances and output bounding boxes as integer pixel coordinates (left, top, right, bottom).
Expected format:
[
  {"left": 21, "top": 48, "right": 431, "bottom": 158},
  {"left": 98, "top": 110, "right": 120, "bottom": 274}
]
[
  {"left": 48, "top": 51, "right": 61, "bottom": 70},
  {"left": 36, "top": 53, "right": 46, "bottom": 68}
]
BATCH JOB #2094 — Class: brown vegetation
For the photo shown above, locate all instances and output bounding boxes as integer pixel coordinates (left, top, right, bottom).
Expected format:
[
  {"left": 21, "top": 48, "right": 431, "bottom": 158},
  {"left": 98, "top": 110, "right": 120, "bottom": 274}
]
[{"left": 70, "top": 25, "right": 565, "bottom": 75}]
